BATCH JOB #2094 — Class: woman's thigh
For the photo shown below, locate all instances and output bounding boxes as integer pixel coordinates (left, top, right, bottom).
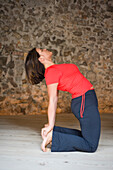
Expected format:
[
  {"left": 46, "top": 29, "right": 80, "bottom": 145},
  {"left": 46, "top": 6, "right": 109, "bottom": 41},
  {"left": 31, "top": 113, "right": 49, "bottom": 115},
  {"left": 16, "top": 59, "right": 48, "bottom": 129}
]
[
  {"left": 71, "top": 90, "right": 101, "bottom": 148},
  {"left": 80, "top": 105, "right": 101, "bottom": 148}
]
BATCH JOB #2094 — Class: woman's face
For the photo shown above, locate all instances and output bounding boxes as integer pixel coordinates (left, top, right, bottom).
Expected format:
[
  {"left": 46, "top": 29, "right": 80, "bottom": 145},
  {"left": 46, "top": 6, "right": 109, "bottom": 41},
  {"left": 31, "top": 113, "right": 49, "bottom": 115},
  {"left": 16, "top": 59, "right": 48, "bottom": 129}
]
[{"left": 36, "top": 48, "right": 52, "bottom": 61}]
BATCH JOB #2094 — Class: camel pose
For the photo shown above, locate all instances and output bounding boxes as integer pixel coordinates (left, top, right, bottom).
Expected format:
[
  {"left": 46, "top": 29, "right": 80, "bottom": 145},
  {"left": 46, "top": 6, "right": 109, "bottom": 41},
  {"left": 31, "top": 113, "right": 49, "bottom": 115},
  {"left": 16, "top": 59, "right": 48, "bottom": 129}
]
[{"left": 25, "top": 48, "right": 101, "bottom": 152}]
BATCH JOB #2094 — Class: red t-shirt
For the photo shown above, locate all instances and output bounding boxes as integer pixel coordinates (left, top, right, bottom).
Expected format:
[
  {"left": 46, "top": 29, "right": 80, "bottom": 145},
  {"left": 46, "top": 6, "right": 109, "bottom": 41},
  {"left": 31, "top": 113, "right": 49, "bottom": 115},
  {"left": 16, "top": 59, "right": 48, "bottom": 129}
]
[{"left": 44, "top": 63, "right": 93, "bottom": 99}]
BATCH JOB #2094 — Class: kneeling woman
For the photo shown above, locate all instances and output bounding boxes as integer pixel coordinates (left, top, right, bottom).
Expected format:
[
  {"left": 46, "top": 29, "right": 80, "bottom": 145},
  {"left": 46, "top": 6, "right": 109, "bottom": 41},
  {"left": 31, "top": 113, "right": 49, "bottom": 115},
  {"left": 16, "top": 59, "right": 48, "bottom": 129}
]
[{"left": 25, "top": 48, "right": 101, "bottom": 152}]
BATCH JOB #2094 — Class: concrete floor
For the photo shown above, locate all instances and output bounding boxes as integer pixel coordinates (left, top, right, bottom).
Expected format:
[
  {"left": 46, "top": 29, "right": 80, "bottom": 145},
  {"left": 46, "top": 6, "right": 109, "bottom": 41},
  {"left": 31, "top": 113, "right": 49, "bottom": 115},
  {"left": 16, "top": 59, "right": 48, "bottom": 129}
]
[{"left": 0, "top": 113, "right": 113, "bottom": 170}]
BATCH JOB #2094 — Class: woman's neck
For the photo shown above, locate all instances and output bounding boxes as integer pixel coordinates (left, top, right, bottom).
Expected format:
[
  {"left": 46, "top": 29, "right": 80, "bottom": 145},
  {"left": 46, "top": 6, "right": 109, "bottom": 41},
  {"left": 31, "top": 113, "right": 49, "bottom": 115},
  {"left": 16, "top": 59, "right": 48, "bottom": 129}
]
[{"left": 44, "top": 61, "right": 55, "bottom": 69}]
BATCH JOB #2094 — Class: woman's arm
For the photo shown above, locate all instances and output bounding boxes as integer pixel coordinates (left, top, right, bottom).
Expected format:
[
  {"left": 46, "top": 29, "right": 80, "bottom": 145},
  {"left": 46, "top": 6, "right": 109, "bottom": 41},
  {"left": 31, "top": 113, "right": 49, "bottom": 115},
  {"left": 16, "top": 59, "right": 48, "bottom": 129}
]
[
  {"left": 47, "top": 83, "right": 59, "bottom": 127},
  {"left": 41, "top": 83, "right": 59, "bottom": 138}
]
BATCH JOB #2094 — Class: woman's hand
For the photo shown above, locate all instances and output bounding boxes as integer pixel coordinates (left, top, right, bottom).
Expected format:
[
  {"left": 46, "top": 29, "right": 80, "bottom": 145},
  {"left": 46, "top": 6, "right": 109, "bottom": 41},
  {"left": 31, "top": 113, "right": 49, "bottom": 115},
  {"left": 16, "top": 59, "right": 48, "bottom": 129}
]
[{"left": 41, "top": 125, "right": 53, "bottom": 139}]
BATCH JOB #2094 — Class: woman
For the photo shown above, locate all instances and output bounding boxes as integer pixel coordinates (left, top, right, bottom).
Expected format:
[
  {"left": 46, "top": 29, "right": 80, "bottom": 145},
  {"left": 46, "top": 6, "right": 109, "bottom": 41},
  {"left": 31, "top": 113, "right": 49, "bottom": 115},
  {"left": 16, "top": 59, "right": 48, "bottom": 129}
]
[{"left": 25, "top": 48, "right": 101, "bottom": 152}]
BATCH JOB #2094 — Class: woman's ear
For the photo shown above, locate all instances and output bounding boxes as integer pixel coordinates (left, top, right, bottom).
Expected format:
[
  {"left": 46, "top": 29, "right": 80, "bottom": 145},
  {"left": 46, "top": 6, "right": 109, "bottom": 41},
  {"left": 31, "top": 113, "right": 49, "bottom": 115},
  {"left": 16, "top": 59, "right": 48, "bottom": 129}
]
[{"left": 38, "top": 56, "right": 45, "bottom": 63}]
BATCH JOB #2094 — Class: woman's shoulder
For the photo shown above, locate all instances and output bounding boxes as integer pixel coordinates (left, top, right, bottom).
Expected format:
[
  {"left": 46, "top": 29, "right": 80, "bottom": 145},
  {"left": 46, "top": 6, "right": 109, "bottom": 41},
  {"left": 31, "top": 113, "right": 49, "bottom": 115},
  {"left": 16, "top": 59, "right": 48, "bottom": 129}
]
[
  {"left": 44, "top": 64, "right": 62, "bottom": 77},
  {"left": 45, "top": 63, "right": 77, "bottom": 74},
  {"left": 56, "top": 63, "right": 78, "bottom": 69},
  {"left": 54, "top": 63, "right": 77, "bottom": 68}
]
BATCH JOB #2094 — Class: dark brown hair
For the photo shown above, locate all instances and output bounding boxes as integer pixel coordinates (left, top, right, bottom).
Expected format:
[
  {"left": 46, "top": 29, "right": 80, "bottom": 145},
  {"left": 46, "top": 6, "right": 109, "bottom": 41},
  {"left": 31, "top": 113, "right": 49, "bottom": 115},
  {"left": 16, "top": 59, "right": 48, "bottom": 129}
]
[{"left": 25, "top": 48, "right": 45, "bottom": 85}]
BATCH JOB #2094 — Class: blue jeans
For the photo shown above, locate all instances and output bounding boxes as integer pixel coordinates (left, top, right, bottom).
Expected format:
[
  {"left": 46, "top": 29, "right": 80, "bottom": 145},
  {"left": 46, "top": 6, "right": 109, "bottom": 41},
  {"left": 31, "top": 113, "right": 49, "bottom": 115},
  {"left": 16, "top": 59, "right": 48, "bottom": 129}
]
[{"left": 51, "top": 90, "right": 101, "bottom": 152}]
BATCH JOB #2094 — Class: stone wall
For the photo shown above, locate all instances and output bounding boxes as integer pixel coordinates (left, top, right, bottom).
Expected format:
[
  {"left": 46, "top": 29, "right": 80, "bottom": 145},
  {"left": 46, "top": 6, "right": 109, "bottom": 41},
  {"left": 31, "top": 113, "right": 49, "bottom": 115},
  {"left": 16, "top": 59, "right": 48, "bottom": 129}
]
[{"left": 0, "top": 0, "right": 113, "bottom": 115}]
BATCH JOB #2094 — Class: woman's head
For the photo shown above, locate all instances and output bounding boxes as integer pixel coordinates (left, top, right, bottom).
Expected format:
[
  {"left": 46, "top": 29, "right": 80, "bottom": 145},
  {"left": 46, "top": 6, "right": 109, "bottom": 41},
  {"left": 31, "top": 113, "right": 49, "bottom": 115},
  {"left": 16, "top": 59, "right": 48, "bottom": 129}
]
[
  {"left": 36, "top": 48, "right": 53, "bottom": 63},
  {"left": 25, "top": 48, "right": 45, "bottom": 85}
]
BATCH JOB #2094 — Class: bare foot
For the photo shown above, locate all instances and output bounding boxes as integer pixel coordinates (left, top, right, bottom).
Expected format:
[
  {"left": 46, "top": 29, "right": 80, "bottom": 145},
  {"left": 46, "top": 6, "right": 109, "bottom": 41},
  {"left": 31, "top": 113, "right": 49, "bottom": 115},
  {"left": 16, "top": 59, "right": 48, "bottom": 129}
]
[{"left": 41, "top": 130, "right": 52, "bottom": 152}]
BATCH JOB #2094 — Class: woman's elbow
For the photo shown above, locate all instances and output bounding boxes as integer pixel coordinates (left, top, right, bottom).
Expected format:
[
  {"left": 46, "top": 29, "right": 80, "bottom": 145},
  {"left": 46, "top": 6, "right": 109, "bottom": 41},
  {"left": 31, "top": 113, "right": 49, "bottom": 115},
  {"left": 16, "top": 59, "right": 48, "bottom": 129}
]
[{"left": 49, "top": 96, "right": 58, "bottom": 104}]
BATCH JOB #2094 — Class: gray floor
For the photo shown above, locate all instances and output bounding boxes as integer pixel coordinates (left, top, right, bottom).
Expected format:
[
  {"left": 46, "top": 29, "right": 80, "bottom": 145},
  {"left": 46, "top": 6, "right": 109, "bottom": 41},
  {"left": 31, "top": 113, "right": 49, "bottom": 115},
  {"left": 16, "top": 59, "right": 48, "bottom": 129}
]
[{"left": 0, "top": 113, "right": 113, "bottom": 170}]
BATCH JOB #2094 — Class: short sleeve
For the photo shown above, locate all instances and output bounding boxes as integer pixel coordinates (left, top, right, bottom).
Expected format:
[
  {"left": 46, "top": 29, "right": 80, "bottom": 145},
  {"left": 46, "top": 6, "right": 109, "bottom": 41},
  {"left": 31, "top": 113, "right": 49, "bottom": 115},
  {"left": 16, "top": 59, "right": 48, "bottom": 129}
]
[{"left": 45, "top": 67, "right": 62, "bottom": 85}]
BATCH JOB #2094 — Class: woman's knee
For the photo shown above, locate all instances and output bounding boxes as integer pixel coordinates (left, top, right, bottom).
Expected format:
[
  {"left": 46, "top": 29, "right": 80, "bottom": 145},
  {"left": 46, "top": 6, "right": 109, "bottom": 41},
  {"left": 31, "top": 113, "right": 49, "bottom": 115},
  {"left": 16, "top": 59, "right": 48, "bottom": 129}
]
[{"left": 90, "top": 145, "right": 98, "bottom": 153}]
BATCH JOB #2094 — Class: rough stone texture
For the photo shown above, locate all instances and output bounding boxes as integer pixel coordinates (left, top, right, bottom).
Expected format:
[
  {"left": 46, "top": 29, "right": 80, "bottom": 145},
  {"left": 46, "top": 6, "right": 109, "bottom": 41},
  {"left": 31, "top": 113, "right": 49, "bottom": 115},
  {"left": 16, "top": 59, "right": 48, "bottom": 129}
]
[{"left": 0, "top": 0, "right": 113, "bottom": 115}]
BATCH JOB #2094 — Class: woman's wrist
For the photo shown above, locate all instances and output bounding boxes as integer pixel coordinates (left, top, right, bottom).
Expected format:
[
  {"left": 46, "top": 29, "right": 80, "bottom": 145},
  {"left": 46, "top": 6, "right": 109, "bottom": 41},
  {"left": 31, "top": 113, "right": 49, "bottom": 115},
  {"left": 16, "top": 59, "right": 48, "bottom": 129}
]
[{"left": 48, "top": 123, "right": 54, "bottom": 129}]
